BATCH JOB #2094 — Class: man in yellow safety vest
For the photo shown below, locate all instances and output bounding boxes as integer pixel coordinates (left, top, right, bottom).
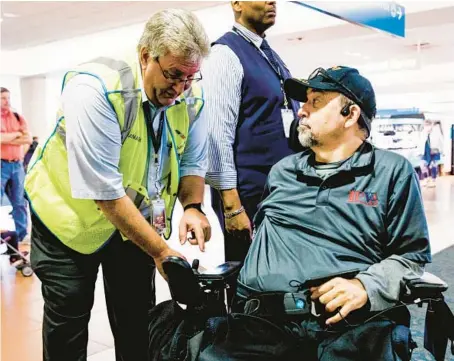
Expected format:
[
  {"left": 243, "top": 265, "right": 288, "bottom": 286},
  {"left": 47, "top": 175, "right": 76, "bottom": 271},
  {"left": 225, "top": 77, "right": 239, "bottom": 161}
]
[{"left": 25, "top": 9, "right": 212, "bottom": 361}]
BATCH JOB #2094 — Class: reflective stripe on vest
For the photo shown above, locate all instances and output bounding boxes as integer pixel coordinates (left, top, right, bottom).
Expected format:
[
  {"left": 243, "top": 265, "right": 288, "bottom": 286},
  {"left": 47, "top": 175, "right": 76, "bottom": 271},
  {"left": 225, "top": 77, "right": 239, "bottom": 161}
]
[{"left": 89, "top": 57, "right": 138, "bottom": 143}]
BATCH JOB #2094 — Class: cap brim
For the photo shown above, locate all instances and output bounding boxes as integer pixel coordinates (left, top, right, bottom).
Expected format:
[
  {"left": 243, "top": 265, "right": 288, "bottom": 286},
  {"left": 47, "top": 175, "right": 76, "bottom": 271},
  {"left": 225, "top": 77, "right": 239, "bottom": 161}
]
[{"left": 284, "top": 78, "right": 340, "bottom": 102}]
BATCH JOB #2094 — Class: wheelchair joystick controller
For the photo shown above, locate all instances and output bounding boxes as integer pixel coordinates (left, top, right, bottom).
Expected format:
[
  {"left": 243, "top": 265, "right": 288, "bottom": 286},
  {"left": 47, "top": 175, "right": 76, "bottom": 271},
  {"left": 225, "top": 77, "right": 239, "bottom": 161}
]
[{"left": 192, "top": 259, "right": 200, "bottom": 273}]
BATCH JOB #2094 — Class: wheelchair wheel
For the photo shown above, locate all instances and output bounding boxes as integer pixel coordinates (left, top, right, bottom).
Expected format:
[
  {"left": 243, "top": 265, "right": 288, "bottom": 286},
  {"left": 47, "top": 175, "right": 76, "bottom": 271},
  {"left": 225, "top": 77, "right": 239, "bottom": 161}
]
[{"left": 21, "top": 265, "right": 34, "bottom": 277}]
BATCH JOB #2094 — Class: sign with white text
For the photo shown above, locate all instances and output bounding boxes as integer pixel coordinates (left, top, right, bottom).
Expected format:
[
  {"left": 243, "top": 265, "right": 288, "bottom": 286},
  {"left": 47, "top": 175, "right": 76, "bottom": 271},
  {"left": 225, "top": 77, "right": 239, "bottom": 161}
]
[{"left": 293, "top": 2, "right": 405, "bottom": 38}]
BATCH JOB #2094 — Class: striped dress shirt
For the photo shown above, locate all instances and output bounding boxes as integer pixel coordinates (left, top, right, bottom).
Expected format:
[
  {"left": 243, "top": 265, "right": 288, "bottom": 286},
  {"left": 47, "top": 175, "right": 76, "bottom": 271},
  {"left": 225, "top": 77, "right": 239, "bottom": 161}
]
[{"left": 202, "top": 23, "right": 268, "bottom": 190}]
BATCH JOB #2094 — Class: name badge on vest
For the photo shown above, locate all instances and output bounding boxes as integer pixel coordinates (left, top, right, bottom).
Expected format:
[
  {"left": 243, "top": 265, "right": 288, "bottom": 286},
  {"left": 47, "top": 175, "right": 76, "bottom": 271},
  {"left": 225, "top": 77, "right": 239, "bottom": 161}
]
[
  {"left": 151, "top": 198, "right": 166, "bottom": 236},
  {"left": 281, "top": 109, "right": 294, "bottom": 138}
]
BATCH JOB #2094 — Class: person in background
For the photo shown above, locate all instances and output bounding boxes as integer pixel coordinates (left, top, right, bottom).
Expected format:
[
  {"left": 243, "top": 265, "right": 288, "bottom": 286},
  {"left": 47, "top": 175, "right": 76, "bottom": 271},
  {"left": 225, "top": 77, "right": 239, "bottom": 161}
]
[
  {"left": 202, "top": 1, "right": 301, "bottom": 304},
  {"left": 25, "top": 9, "right": 211, "bottom": 361},
  {"left": 23, "top": 136, "right": 39, "bottom": 171},
  {"left": 0, "top": 229, "right": 29, "bottom": 265},
  {"left": 1, "top": 87, "right": 32, "bottom": 244},
  {"left": 419, "top": 120, "right": 444, "bottom": 187}
]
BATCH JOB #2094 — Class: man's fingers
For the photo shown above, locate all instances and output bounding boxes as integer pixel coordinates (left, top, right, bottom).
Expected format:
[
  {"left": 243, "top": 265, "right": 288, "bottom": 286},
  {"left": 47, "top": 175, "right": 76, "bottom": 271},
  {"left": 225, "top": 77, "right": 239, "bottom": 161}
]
[
  {"left": 187, "top": 231, "right": 198, "bottom": 245},
  {"left": 318, "top": 287, "right": 340, "bottom": 306},
  {"left": 326, "top": 304, "right": 354, "bottom": 325},
  {"left": 179, "top": 221, "right": 187, "bottom": 245},
  {"left": 193, "top": 226, "right": 205, "bottom": 252},
  {"left": 311, "top": 281, "right": 336, "bottom": 300},
  {"left": 324, "top": 294, "right": 347, "bottom": 313},
  {"left": 245, "top": 221, "right": 253, "bottom": 238}
]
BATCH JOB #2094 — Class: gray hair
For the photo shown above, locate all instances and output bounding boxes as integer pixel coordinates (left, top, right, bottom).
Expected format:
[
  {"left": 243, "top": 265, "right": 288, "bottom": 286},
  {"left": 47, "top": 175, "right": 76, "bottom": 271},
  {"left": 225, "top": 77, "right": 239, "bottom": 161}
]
[{"left": 137, "top": 9, "right": 210, "bottom": 63}]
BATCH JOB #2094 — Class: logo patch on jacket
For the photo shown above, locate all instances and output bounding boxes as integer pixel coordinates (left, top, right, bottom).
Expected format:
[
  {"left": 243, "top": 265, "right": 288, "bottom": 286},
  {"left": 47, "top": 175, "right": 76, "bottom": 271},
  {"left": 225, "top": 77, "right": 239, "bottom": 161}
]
[
  {"left": 347, "top": 190, "right": 378, "bottom": 207},
  {"left": 127, "top": 133, "right": 142, "bottom": 142},
  {"left": 174, "top": 129, "right": 186, "bottom": 140}
]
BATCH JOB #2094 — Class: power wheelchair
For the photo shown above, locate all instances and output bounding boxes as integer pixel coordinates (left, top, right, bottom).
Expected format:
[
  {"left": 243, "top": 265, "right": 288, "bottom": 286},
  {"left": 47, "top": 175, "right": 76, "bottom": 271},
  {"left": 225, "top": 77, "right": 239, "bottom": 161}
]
[{"left": 148, "top": 257, "right": 454, "bottom": 361}]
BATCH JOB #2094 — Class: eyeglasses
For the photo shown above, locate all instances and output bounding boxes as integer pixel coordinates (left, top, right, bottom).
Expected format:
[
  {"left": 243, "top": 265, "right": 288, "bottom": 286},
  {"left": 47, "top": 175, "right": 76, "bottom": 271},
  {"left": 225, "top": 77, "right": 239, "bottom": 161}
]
[
  {"left": 155, "top": 57, "right": 202, "bottom": 86},
  {"left": 308, "top": 67, "right": 364, "bottom": 110}
]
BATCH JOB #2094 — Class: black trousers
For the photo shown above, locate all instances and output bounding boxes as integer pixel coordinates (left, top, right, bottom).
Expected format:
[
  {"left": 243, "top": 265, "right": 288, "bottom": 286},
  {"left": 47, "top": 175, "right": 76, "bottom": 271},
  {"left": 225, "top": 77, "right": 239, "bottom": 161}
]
[
  {"left": 195, "top": 313, "right": 412, "bottom": 361},
  {"left": 30, "top": 213, "right": 156, "bottom": 361}
]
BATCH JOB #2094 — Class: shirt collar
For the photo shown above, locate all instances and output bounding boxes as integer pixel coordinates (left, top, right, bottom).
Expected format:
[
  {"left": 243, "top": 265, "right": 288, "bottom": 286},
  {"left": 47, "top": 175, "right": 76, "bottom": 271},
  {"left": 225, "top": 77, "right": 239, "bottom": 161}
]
[
  {"left": 295, "top": 142, "right": 374, "bottom": 177},
  {"left": 233, "top": 22, "right": 264, "bottom": 48}
]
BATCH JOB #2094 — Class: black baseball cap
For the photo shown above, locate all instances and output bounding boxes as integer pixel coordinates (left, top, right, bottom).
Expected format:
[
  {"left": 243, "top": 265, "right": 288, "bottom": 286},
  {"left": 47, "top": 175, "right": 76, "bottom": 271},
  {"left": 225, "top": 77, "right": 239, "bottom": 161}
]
[{"left": 284, "top": 66, "right": 376, "bottom": 132}]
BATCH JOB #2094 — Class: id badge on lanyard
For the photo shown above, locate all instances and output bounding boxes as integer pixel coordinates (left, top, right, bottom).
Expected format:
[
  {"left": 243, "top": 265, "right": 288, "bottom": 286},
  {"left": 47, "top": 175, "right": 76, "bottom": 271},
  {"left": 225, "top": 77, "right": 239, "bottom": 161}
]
[
  {"left": 233, "top": 27, "right": 294, "bottom": 138},
  {"left": 281, "top": 108, "right": 294, "bottom": 138},
  {"left": 151, "top": 153, "right": 167, "bottom": 236},
  {"left": 151, "top": 197, "right": 166, "bottom": 236},
  {"left": 281, "top": 81, "right": 294, "bottom": 138},
  {"left": 146, "top": 106, "right": 167, "bottom": 236}
]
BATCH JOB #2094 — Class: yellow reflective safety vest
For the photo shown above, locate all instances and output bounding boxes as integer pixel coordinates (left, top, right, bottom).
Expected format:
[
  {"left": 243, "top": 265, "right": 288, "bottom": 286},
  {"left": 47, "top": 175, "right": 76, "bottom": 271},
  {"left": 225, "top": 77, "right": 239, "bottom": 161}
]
[{"left": 25, "top": 55, "right": 204, "bottom": 254}]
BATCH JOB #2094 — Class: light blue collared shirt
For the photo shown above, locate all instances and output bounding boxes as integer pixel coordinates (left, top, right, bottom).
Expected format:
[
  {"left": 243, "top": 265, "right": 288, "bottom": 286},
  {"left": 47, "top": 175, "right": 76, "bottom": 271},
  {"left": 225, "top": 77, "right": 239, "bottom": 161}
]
[
  {"left": 62, "top": 71, "right": 208, "bottom": 207},
  {"left": 202, "top": 23, "right": 269, "bottom": 190}
]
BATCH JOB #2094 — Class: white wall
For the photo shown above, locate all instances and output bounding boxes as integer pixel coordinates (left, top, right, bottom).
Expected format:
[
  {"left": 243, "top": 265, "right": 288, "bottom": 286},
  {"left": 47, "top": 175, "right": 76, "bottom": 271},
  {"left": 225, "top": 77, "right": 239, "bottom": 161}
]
[
  {"left": 20, "top": 76, "right": 48, "bottom": 140},
  {"left": 1, "top": 23, "right": 143, "bottom": 78},
  {"left": 45, "top": 71, "right": 66, "bottom": 131}
]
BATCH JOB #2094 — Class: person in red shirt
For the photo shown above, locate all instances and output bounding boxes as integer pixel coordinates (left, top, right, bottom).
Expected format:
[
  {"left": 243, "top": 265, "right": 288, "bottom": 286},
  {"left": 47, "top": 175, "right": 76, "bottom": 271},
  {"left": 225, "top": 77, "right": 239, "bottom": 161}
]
[{"left": 1, "top": 87, "right": 32, "bottom": 243}]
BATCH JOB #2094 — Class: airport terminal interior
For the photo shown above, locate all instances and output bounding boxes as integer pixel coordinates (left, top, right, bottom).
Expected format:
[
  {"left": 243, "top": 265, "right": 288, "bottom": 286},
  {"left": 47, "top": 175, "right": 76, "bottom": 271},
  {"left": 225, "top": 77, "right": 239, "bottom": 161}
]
[{"left": 1, "top": 1, "right": 454, "bottom": 361}]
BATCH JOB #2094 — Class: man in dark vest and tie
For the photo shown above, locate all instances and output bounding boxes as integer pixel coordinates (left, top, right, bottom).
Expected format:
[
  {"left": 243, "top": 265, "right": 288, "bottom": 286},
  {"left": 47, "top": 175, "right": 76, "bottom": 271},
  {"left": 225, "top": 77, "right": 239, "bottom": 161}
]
[{"left": 202, "top": 1, "right": 302, "bottom": 305}]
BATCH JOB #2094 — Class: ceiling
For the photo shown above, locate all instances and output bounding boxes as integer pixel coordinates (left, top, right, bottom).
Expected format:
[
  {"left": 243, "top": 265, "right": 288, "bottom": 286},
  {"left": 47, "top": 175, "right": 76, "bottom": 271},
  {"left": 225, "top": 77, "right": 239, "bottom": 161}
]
[
  {"left": 271, "top": 6, "right": 454, "bottom": 74},
  {"left": 264, "top": 3, "right": 454, "bottom": 112},
  {"left": 1, "top": 1, "right": 454, "bottom": 115},
  {"left": 0, "top": 1, "right": 221, "bottom": 50}
]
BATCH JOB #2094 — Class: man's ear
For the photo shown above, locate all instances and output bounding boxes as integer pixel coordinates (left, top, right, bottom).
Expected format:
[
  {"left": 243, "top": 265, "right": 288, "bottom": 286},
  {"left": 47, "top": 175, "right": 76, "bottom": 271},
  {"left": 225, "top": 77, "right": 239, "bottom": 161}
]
[
  {"left": 139, "top": 46, "right": 151, "bottom": 70},
  {"left": 344, "top": 104, "right": 362, "bottom": 129},
  {"left": 231, "top": 1, "right": 242, "bottom": 14}
]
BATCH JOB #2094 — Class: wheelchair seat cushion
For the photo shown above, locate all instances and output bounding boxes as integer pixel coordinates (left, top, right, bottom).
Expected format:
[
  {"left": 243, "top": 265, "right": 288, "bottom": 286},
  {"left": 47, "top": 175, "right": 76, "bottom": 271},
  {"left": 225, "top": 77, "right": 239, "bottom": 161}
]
[{"left": 197, "top": 313, "right": 304, "bottom": 361}]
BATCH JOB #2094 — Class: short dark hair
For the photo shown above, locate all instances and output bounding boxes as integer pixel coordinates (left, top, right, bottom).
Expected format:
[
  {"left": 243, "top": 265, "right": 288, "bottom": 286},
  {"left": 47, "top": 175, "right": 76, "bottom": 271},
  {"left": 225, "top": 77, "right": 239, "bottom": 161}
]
[{"left": 1, "top": 87, "right": 10, "bottom": 93}]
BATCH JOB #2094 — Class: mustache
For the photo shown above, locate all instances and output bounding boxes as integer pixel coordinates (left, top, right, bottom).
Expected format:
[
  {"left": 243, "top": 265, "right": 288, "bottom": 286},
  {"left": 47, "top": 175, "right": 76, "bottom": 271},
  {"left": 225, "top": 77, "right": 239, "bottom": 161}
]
[{"left": 297, "top": 121, "right": 310, "bottom": 131}]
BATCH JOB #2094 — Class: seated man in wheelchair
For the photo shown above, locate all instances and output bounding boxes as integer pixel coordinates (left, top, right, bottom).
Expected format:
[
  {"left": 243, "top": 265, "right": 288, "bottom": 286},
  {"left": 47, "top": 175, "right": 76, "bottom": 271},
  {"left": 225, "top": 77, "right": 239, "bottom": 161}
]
[{"left": 149, "top": 66, "right": 453, "bottom": 361}]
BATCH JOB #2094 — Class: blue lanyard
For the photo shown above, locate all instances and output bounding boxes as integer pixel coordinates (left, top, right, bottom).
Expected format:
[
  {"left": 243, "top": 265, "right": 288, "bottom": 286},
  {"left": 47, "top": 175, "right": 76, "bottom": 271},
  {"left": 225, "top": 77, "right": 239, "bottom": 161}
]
[
  {"left": 231, "top": 27, "right": 284, "bottom": 81},
  {"left": 231, "top": 27, "right": 291, "bottom": 109}
]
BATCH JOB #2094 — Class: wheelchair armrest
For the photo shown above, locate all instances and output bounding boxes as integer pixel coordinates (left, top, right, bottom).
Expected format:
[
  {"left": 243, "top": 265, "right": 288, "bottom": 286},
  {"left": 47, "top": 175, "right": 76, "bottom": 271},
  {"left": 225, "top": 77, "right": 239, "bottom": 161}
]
[
  {"left": 163, "top": 257, "right": 242, "bottom": 307},
  {"left": 195, "top": 261, "right": 242, "bottom": 282},
  {"left": 163, "top": 256, "right": 204, "bottom": 306},
  {"left": 402, "top": 272, "right": 448, "bottom": 301}
]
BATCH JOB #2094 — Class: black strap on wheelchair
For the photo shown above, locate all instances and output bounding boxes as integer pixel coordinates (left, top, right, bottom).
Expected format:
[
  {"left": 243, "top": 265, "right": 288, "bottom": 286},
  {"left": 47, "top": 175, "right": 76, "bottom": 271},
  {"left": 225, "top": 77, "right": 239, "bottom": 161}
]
[
  {"left": 243, "top": 291, "right": 312, "bottom": 320},
  {"left": 424, "top": 299, "right": 454, "bottom": 361}
]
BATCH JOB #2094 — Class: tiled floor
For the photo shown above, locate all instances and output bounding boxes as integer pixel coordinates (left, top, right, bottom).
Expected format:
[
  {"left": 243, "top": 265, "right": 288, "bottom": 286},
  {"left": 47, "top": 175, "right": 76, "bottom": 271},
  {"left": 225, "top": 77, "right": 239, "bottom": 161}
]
[{"left": 1, "top": 177, "right": 454, "bottom": 361}]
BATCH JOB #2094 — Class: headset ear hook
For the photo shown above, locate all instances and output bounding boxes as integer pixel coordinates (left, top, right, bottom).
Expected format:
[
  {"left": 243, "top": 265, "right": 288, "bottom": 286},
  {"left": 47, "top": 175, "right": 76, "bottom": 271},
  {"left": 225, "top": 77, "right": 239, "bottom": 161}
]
[{"left": 341, "top": 104, "right": 351, "bottom": 117}]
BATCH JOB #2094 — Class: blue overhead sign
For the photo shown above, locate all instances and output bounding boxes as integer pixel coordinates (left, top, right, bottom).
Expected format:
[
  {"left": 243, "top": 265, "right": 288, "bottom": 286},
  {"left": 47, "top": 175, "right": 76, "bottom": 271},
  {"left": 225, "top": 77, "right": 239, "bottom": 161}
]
[
  {"left": 376, "top": 108, "right": 421, "bottom": 118},
  {"left": 292, "top": 2, "right": 405, "bottom": 38}
]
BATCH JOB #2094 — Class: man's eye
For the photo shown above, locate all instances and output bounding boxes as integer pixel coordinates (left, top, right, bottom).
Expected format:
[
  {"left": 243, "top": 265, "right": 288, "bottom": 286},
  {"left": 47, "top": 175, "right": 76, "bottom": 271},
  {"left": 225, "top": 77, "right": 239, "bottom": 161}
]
[{"left": 312, "top": 99, "right": 319, "bottom": 106}]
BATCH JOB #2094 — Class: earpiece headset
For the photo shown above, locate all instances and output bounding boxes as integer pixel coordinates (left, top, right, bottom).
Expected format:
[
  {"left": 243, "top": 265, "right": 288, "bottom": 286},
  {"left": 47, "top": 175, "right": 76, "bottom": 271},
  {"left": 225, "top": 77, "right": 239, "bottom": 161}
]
[{"left": 340, "top": 103, "right": 352, "bottom": 116}]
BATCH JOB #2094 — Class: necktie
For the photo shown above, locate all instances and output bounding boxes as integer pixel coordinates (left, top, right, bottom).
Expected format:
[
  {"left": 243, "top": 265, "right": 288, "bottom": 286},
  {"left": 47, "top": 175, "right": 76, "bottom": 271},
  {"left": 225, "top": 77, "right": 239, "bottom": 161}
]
[
  {"left": 260, "top": 39, "right": 282, "bottom": 75},
  {"left": 260, "top": 39, "right": 293, "bottom": 109}
]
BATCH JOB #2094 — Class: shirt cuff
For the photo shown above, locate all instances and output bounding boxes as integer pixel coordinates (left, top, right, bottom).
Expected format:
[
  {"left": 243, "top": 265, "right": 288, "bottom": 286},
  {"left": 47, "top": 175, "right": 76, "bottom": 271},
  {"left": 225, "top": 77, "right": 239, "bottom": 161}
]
[
  {"left": 354, "top": 274, "right": 385, "bottom": 311},
  {"left": 205, "top": 171, "right": 237, "bottom": 190},
  {"left": 71, "top": 188, "right": 126, "bottom": 201},
  {"left": 180, "top": 168, "right": 207, "bottom": 179}
]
